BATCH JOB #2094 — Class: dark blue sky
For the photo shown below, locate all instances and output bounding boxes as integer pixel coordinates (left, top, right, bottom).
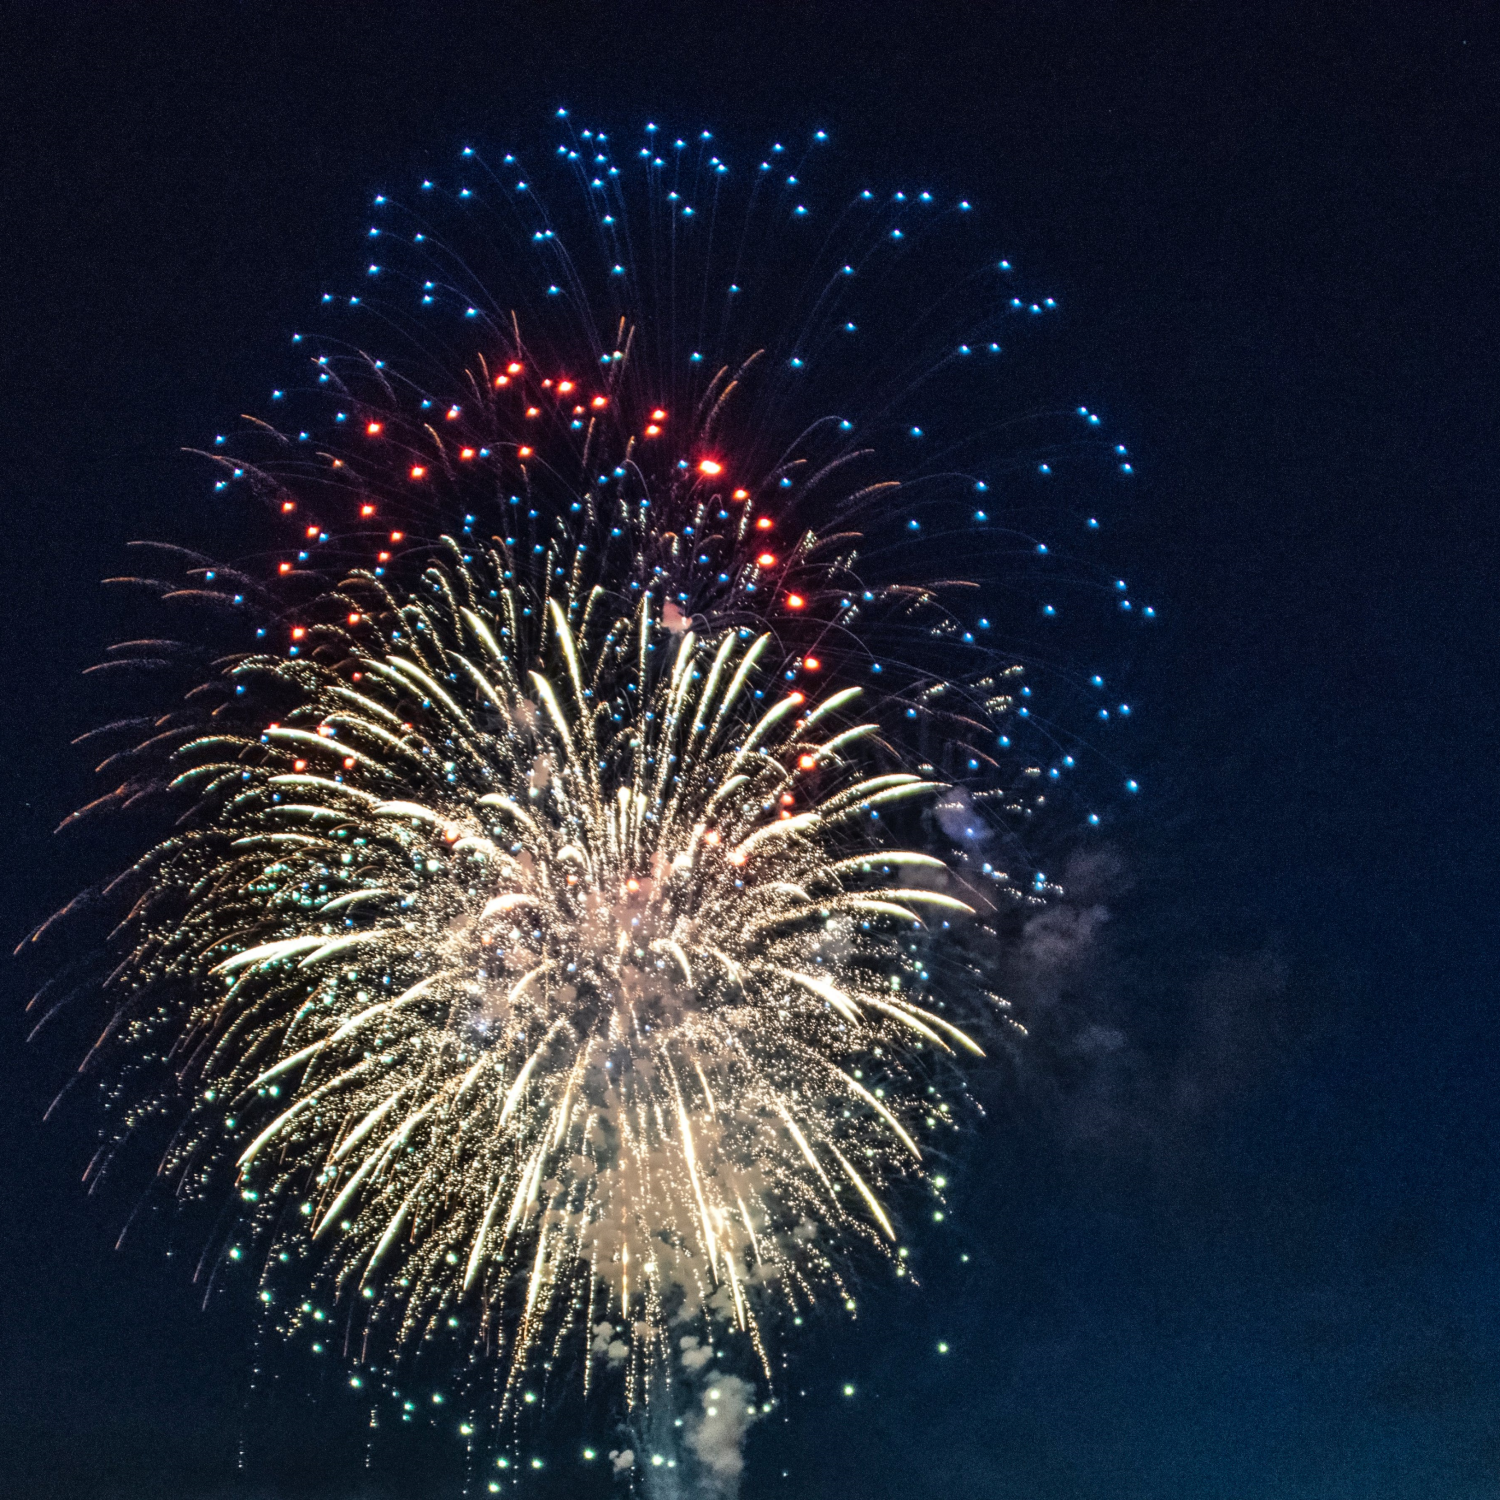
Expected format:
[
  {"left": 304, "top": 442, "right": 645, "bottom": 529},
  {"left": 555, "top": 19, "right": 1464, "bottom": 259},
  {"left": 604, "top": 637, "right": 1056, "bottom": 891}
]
[{"left": 3, "top": 3, "right": 1498, "bottom": 1496}]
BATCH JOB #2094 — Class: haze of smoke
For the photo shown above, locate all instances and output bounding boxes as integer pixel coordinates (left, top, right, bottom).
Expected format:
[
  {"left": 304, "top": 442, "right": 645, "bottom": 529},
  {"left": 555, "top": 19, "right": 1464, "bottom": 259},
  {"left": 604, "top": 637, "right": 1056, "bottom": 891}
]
[{"left": 686, "top": 1374, "right": 761, "bottom": 1498}]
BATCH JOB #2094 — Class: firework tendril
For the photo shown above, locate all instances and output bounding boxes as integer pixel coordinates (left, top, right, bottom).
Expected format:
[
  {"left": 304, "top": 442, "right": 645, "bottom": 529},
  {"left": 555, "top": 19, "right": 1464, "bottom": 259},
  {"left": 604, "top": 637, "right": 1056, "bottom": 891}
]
[{"left": 30, "top": 119, "right": 1147, "bottom": 1446}]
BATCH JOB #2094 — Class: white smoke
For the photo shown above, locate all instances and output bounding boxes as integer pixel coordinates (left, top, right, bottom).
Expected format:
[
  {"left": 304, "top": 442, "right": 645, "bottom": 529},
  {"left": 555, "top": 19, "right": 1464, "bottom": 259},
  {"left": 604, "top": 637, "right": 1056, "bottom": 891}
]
[
  {"left": 679, "top": 1333, "right": 715, "bottom": 1372},
  {"left": 634, "top": 1350, "right": 764, "bottom": 1500},
  {"left": 593, "top": 1319, "right": 630, "bottom": 1365},
  {"left": 933, "top": 785, "right": 991, "bottom": 849},
  {"left": 685, "top": 1374, "right": 760, "bottom": 1497}
]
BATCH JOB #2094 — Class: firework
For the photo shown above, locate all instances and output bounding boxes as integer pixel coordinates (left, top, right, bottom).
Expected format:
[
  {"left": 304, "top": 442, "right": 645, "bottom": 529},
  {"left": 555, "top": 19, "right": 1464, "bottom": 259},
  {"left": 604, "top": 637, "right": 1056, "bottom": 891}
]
[{"left": 27, "top": 117, "right": 1147, "bottom": 1472}]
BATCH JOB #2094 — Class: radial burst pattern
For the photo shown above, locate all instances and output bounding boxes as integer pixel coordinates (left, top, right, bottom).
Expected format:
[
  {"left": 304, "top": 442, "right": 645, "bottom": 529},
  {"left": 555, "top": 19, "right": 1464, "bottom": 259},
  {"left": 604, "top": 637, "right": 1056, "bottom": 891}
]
[{"left": 30, "top": 115, "right": 1148, "bottom": 1438}]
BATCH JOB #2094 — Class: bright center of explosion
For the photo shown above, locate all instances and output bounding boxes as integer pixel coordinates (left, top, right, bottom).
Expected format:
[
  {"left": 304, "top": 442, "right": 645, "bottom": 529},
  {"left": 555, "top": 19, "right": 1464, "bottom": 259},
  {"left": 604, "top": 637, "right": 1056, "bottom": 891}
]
[{"left": 159, "top": 590, "right": 999, "bottom": 1411}]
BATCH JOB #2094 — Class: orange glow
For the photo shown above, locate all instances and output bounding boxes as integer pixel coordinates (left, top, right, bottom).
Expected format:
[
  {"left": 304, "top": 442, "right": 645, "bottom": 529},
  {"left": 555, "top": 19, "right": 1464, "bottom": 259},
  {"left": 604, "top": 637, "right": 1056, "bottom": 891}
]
[
  {"left": 281, "top": 501, "right": 296, "bottom": 513},
  {"left": 390, "top": 531, "right": 405, "bottom": 542},
  {"left": 330, "top": 459, "right": 344, "bottom": 469},
  {"left": 804, "top": 656, "right": 820, "bottom": 671},
  {"left": 756, "top": 517, "right": 773, "bottom": 530},
  {"left": 293, "top": 759, "right": 307, "bottom": 772},
  {"left": 757, "top": 553, "right": 776, "bottom": 567},
  {"left": 306, "top": 525, "right": 319, "bottom": 538},
  {"left": 378, "top": 551, "right": 391, "bottom": 563},
  {"left": 788, "top": 691, "right": 805, "bottom": 705},
  {"left": 518, "top": 445, "right": 533, "bottom": 458},
  {"left": 651, "top": 408, "right": 667, "bottom": 421},
  {"left": 542, "top": 379, "right": 553, "bottom": 389},
  {"left": 494, "top": 375, "right": 510, "bottom": 387},
  {"left": 360, "top": 503, "right": 375, "bottom": 516},
  {"left": 626, "top": 878, "right": 640, "bottom": 893},
  {"left": 506, "top": 362, "right": 523, "bottom": 375},
  {"left": 732, "top": 488, "right": 749, "bottom": 501},
  {"left": 409, "top": 465, "right": 426, "bottom": 479},
  {"left": 558, "top": 380, "right": 575, "bottom": 395},
  {"left": 573, "top": 405, "right": 585, "bottom": 415},
  {"left": 704, "top": 829, "right": 720, "bottom": 846},
  {"left": 591, "top": 395, "right": 607, "bottom": 408},
  {"left": 443, "top": 826, "right": 460, "bottom": 843},
  {"left": 526, "top": 407, "right": 540, "bottom": 418},
  {"left": 343, "top": 756, "right": 356, "bottom": 769},
  {"left": 446, "top": 406, "right": 461, "bottom": 420},
  {"left": 460, "top": 447, "right": 475, "bottom": 460},
  {"left": 786, "top": 593, "right": 806, "bottom": 609},
  {"left": 366, "top": 421, "right": 382, "bottom": 435},
  {"left": 644, "top": 424, "right": 661, "bottom": 437},
  {"left": 347, "top": 612, "right": 362, "bottom": 626},
  {"left": 781, "top": 793, "right": 795, "bottom": 806},
  {"left": 278, "top": 562, "right": 292, "bottom": 574},
  {"left": 698, "top": 459, "right": 723, "bottom": 476},
  {"left": 798, "top": 753, "right": 817, "bottom": 770},
  {"left": 290, "top": 626, "right": 306, "bottom": 641},
  {"left": 728, "top": 849, "right": 747, "bottom": 867}
]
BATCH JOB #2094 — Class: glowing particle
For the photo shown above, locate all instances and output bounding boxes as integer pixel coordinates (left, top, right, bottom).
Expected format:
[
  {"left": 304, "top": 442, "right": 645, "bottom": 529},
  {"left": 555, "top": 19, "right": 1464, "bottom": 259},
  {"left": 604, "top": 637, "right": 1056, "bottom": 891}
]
[{"left": 50, "top": 131, "right": 1135, "bottom": 1468}]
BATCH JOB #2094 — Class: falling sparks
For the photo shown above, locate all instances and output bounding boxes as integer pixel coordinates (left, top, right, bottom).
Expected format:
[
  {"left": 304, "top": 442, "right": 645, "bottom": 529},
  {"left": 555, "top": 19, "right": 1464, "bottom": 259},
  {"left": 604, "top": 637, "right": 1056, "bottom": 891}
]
[
  {"left": 81, "top": 553, "right": 994, "bottom": 1406},
  {"left": 31, "top": 114, "right": 1150, "bottom": 1456}
]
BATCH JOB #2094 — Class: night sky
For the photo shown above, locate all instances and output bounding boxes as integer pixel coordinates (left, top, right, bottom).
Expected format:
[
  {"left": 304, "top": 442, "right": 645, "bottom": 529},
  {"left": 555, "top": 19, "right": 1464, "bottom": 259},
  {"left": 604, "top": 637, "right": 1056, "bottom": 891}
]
[{"left": 4, "top": 4, "right": 1499, "bottom": 1496}]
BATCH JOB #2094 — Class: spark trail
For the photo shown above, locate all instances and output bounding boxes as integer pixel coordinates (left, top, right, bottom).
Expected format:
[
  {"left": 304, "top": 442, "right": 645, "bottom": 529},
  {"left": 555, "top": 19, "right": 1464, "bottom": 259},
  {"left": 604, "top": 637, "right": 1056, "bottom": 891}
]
[{"left": 25, "top": 115, "right": 1149, "bottom": 1475}]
